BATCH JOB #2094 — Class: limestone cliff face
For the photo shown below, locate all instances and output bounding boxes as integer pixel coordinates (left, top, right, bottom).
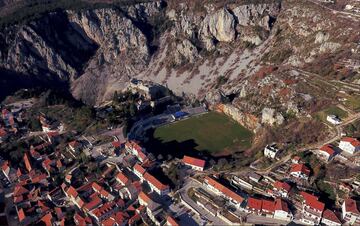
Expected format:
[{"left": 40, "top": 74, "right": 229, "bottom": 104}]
[
  {"left": 0, "top": 0, "right": 358, "bottom": 131},
  {"left": 200, "top": 8, "right": 236, "bottom": 50}
]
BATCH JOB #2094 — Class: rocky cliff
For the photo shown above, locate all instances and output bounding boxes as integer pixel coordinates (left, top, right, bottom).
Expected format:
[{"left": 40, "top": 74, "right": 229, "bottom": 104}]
[{"left": 0, "top": 0, "right": 359, "bottom": 130}]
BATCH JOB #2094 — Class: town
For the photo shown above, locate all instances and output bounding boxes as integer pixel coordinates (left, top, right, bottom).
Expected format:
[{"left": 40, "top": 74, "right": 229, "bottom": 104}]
[{"left": 0, "top": 78, "right": 360, "bottom": 226}]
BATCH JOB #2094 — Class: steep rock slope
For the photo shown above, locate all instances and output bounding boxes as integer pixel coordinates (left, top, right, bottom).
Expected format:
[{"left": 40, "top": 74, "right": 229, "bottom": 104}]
[{"left": 0, "top": 0, "right": 359, "bottom": 133}]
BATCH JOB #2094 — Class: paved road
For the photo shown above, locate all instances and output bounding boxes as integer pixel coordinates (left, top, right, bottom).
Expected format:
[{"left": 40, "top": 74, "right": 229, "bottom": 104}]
[{"left": 178, "top": 178, "right": 228, "bottom": 225}]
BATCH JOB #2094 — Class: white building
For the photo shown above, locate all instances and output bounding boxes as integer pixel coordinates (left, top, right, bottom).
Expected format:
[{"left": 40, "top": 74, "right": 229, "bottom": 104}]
[
  {"left": 182, "top": 156, "right": 205, "bottom": 171},
  {"left": 300, "top": 192, "right": 324, "bottom": 225},
  {"left": 318, "top": 144, "right": 336, "bottom": 162},
  {"left": 342, "top": 198, "right": 360, "bottom": 225},
  {"left": 203, "top": 176, "right": 244, "bottom": 209},
  {"left": 327, "top": 115, "right": 341, "bottom": 125},
  {"left": 339, "top": 137, "right": 360, "bottom": 155},
  {"left": 133, "top": 163, "right": 146, "bottom": 182},
  {"left": 264, "top": 144, "right": 279, "bottom": 159},
  {"left": 290, "top": 164, "right": 310, "bottom": 180},
  {"left": 272, "top": 181, "right": 291, "bottom": 198},
  {"left": 274, "top": 199, "right": 293, "bottom": 221},
  {"left": 143, "top": 172, "right": 169, "bottom": 196}
]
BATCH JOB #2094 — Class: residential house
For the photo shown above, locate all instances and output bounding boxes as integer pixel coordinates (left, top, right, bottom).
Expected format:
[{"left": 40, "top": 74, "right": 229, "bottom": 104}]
[
  {"left": 125, "top": 141, "right": 148, "bottom": 163},
  {"left": 0, "top": 127, "right": 7, "bottom": 143},
  {"left": 262, "top": 199, "right": 275, "bottom": 217},
  {"left": 327, "top": 115, "right": 341, "bottom": 125},
  {"left": 292, "top": 156, "right": 301, "bottom": 164},
  {"left": 318, "top": 144, "right": 337, "bottom": 161},
  {"left": 246, "top": 197, "right": 262, "bottom": 215},
  {"left": 339, "top": 137, "right": 360, "bottom": 155},
  {"left": 166, "top": 216, "right": 179, "bottom": 226},
  {"left": 143, "top": 172, "right": 169, "bottom": 196},
  {"left": 182, "top": 155, "right": 205, "bottom": 171},
  {"left": 264, "top": 144, "right": 279, "bottom": 159},
  {"left": 321, "top": 209, "right": 341, "bottom": 226},
  {"left": 137, "top": 191, "right": 162, "bottom": 226},
  {"left": 23, "top": 153, "right": 32, "bottom": 172},
  {"left": 342, "top": 198, "right": 360, "bottom": 225},
  {"left": 116, "top": 172, "right": 130, "bottom": 186},
  {"left": 248, "top": 172, "right": 262, "bottom": 183},
  {"left": 274, "top": 198, "right": 293, "bottom": 221},
  {"left": 133, "top": 163, "right": 146, "bottom": 181},
  {"left": 68, "top": 141, "right": 81, "bottom": 154},
  {"left": 204, "top": 176, "right": 244, "bottom": 209},
  {"left": 89, "top": 201, "right": 117, "bottom": 223},
  {"left": 290, "top": 164, "right": 310, "bottom": 180},
  {"left": 74, "top": 213, "right": 93, "bottom": 226},
  {"left": 272, "top": 181, "right": 291, "bottom": 198},
  {"left": 1, "top": 161, "right": 10, "bottom": 181},
  {"left": 339, "top": 182, "right": 353, "bottom": 193},
  {"left": 299, "top": 192, "right": 325, "bottom": 225}
]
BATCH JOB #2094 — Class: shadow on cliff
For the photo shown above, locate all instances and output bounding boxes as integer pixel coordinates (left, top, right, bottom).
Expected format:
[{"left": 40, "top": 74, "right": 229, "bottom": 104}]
[{"left": 0, "top": 68, "right": 70, "bottom": 102}]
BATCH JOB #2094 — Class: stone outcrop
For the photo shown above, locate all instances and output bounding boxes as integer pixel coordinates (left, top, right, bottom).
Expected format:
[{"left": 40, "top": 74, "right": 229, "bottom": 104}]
[
  {"left": 216, "top": 104, "right": 260, "bottom": 132},
  {"left": 200, "top": 8, "right": 236, "bottom": 50},
  {"left": 261, "top": 107, "right": 284, "bottom": 126}
]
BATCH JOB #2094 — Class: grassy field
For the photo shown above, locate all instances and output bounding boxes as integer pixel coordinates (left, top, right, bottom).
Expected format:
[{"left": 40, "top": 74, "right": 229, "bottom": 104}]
[
  {"left": 345, "top": 95, "right": 360, "bottom": 112},
  {"left": 153, "top": 112, "right": 253, "bottom": 154},
  {"left": 316, "top": 106, "right": 348, "bottom": 123}
]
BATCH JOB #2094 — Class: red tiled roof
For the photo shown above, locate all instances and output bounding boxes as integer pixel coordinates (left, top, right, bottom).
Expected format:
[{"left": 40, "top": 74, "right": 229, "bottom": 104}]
[
  {"left": 129, "top": 213, "right": 141, "bottom": 225},
  {"left": 0, "top": 128, "right": 6, "bottom": 137},
  {"left": 137, "top": 150, "right": 148, "bottom": 162},
  {"left": 74, "top": 213, "right": 91, "bottom": 226},
  {"left": 116, "top": 172, "right": 129, "bottom": 185},
  {"left": 112, "top": 141, "right": 122, "bottom": 148},
  {"left": 290, "top": 164, "right": 310, "bottom": 176},
  {"left": 183, "top": 156, "right": 206, "bottom": 168},
  {"left": 92, "top": 201, "right": 115, "bottom": 218},
  {"left": 344, "top": 198, "right": 360, "bottom": 215},
  {"left": 116, "top": 199, "right": 125, "bottom": 208},
  {"left": 341, "top": 137, "right": 360, "bottom": 147},
  {"left": 55, "top": 207, "right": 63, "bottom": 219},
  {"left": 167, "top": 216, "right": 179, "bottom": 226},
  {"left": 113, "top": 211, "right": 128, "bottom": 224},
  {"left": 138, "top": 191, "right": 151, "bottom": 205},
  {"left": 38, "top": 200, "right": 49, "bottom": 212},
  {"left": 262, "top": 199, "right": 275, "bottom": 213},
  {"left": 14, "top": 195, "right": 23, "bottom": 203},
  {"left": 144, "top": 172, "right": 169, "bottom": 191},
  {"left": 84, "top": 195, "right": 102, "bottom": 211},
  {"left": 322, "top": 209, "right": 341, "bottom": 224},
  {"left": 91, "top": 182, "right": 102, "bottom": 192},
  {"left": 300, "top": 192, "right": 325, "bottom": 212},
  {"left": 69, "top": 141, "right": 80, "bottom": 148},
  {"left": 66, "top": 186, "right": 78, "bottom": 198},
  {"left": 40, "top": 213, "right": 52, "bottom": 226},
  {"left": 23, "top": 153, "right": 32, "bottom": 172},
  {"left": 274, "top": 181, "right": 291, "bottom": 192},
  {"left": 18, "top": 208, "right": 25, "bottom": 222},
  {"left": 47, "top": 131, "right": 59, "bottom": 137},
  {"left": 247, "top": 197, "right": 262, "bottom": 211},
  {"left": 101, "top": 217, "right": 115, "bottom": 226},
  {"left": 133, "top": 163, "right": 146, "bottom": 175},
  {"left": 204, "top": 177, "right": 244, "bottom": 203},
  {"left": 274, "top": 198, "right": 289, "bottom": 212},
  {"left": 16, "top": 168, "right": 22, "bottom": 177},
  {"left": 319, "top": 144, "right": 335, "bottom": 156},
  {"left": 125, "top": 141, "right": 142, "bottom": 153},
  {"left": 31, "top": 173, "right": 47, "bottom": 184},
  {"left": 1, "top": 161, "right": 9, "bottom": 172},
  {"left": 14, "top": 185, "right": 29, "bottom": 196}
]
